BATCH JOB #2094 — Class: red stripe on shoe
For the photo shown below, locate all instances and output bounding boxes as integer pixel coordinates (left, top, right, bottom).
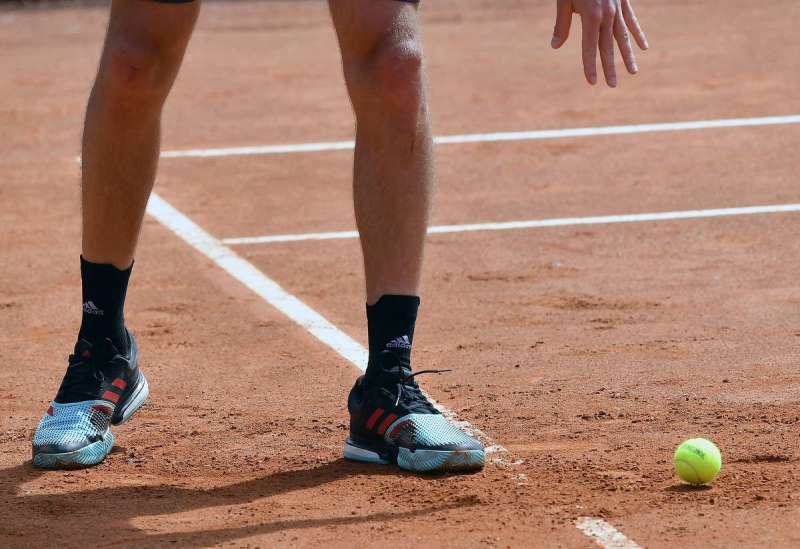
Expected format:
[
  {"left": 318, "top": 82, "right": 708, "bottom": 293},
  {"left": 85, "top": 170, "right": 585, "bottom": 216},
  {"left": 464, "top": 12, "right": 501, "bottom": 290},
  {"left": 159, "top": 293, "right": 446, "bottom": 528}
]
[
  {"left": 112, "top": 378, "right": 127, "bottom": 390},
  {"left": 91, "top": 404, "right": 113, "bottom": 416},
  {"left": 102, "top": 390, "right": 120, "bottom": 403},
  {"left": 386, "top": 418, "right": 413, "bottom": 440},
  {"left": 47, "top": 405, "right": 54, "bottom": 416},
  {"left": 377, "top": 413, "right": 399, "bottom": 436},
  {"left": 366, "top": 408, "right": 384, "bottom": 430}
]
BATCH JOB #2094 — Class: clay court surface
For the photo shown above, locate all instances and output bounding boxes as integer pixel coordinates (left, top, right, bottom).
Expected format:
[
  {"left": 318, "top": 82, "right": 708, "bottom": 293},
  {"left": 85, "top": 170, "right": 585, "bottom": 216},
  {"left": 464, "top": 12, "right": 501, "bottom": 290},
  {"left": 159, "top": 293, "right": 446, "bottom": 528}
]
[{"left": 2, "top": 0, "right": 800, "bottom": 546}]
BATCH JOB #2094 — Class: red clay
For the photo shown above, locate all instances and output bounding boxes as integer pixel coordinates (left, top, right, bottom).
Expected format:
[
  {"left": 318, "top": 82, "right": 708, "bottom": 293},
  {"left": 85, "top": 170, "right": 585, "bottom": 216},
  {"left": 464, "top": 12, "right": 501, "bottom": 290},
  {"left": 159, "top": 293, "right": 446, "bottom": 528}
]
[{"left": 2, "top": 1, "right": 800, "bottom": 547}]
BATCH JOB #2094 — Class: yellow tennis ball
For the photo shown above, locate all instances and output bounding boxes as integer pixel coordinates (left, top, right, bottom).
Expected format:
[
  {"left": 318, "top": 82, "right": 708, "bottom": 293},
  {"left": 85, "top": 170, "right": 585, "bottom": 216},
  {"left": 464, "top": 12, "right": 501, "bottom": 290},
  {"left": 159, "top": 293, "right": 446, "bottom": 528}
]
[{"left": 674, "top": 438, "right": 722, "bottom": 485}]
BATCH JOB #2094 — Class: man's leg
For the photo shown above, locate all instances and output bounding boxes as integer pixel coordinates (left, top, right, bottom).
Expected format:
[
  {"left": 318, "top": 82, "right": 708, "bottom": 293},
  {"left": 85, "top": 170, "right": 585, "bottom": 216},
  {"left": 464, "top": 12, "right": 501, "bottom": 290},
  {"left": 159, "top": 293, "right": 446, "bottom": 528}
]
[
  {"left": 83, "top": 0, "right": 198, "bottom": 269},
  {"left": 330, "top": 0, "right": 484, "bottom": 473},
  {"left": 32, "top": 0, "right": 199, "bottom": 469},
  {"left": 330, "top": 0, "right": 432, "bottom": 307}
]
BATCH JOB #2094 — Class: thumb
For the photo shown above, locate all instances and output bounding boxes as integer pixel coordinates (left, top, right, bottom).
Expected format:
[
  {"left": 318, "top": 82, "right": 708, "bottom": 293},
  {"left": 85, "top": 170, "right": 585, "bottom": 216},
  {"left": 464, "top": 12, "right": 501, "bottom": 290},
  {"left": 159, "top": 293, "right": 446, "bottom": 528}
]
[{"left": 552, "top": 0, "right": 573, "bottom": 48}]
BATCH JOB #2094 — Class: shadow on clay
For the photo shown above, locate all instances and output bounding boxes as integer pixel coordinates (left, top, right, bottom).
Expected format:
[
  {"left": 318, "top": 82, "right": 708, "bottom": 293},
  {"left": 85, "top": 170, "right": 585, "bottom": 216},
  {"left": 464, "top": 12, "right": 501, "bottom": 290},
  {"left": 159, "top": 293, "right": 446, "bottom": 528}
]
[
  {"left": 0, "top": 458, "right": 481, "bottom": 548},
  {"left": 663, "top": 483, "right": 713, "bottom": 493}
]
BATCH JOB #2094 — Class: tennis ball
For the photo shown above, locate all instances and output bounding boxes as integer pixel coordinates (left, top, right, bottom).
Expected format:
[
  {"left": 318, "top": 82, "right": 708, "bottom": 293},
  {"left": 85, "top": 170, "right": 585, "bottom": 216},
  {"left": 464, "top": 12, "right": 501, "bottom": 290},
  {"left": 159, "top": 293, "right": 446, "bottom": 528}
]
[{"left": 674, "top": 438, "right": 722, "bottom": 485}]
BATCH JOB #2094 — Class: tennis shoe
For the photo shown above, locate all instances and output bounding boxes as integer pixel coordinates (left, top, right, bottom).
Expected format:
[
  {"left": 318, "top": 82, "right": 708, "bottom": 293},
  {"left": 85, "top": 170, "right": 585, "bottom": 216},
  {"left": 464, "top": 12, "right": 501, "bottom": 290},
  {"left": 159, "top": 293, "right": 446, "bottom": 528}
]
[
  {"left": 32, "top": 329, "right": 148, "bottom": 469},
  {"left": 344, "top": 349, "right": 484, "bottom": 473}
]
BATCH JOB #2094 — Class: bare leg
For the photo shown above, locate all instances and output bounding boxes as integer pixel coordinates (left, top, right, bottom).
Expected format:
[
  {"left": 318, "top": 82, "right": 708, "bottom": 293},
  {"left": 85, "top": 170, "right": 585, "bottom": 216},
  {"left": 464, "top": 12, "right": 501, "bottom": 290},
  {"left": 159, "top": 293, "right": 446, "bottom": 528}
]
[
  {"left": 32, "top": 1, "right": 200, "bottom": 470},
  {"left": 329, "top": 1, "right": 432, "bottom": 305},
  {"left": 330, "top": 2, "right": 485, "bottom": 475},
  {"left": 81, "top": 0, "right": 199, "bottom": 269}
]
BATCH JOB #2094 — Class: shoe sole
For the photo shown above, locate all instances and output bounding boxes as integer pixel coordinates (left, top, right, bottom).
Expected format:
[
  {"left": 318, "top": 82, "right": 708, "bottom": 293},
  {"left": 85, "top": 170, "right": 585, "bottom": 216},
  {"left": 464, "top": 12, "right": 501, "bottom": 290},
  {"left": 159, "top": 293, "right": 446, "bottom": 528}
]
[
  {"left": 32, "top": 373, "right": 149, "bottom": 470},
  {"left": 112, "top": 371, "right": 149, "bottom": 425},
  {"left": 343, "top": 439, "right": 485, "bottom": 473},
  {"left": 32, "top": 430, "right": 115, "bottom": 469}
]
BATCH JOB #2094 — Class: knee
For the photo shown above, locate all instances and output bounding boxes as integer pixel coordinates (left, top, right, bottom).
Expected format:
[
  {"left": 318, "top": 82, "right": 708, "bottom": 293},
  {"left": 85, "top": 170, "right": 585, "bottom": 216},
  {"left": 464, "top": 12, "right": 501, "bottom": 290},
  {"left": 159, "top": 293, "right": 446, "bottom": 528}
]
[
  {"left": 346, "top": 37, "right": 425, "bottom": 122},
  {"left": 95, "top": 39, "right": 182, "bottom": 112}
]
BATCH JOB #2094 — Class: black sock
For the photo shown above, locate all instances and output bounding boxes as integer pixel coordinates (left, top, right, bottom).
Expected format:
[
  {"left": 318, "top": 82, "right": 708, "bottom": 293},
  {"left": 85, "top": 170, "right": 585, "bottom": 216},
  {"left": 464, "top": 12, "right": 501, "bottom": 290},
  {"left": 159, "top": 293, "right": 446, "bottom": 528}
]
[
  {"left": 78, "top": 256, "right": 132, "bottom": 352},
  {"left": 366, "top": 294, "right": 420, "bottom": 374}
]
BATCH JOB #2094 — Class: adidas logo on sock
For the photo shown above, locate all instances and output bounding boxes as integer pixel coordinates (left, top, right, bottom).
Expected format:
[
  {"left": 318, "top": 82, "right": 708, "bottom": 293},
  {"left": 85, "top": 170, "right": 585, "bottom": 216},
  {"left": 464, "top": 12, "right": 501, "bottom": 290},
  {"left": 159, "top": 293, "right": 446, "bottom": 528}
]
[
  {"left": 82, "top": 301, "right": 105, "bottom": 316},
  {"left": 385, "top": 335, "right": 411, "bottom": 350}
]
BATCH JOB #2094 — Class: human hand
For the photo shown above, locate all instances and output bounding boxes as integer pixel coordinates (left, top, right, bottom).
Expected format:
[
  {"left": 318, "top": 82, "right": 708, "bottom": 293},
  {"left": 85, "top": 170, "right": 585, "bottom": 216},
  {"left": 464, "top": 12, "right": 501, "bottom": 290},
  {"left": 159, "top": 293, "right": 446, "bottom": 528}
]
[{"left": 551, "top": 0, "right": 649, "bottom": 87}]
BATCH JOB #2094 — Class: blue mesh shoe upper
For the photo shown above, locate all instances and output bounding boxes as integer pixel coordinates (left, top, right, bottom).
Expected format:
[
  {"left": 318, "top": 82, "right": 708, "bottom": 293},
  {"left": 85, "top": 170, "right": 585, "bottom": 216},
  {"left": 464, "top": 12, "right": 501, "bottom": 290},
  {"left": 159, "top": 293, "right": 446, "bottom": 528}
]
[
  {"left": 32, "top": 330, "right": 144, "bottom": 467},
  {"left": 383, "top": 413, "right": 483, "bottom": 452},
  {"left": 348, "top": 350, "right": 484, "bottom": 454},
  {"left": 33, "top": 400, "right": 113, "bottom": 454}
]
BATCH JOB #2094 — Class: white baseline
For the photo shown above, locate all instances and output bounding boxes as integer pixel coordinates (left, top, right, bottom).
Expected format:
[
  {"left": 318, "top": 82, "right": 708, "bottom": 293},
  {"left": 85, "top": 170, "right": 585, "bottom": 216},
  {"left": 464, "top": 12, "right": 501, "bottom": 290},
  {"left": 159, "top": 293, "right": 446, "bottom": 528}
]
[
  {"left": 221, "top": 204, "right": 800, "bottom": 246},
  {"left": 160, "top": 114, "right": 800, "bottom": 159},
  {"left": 575, "top": 518, "right": 642, "bottom": 549}
]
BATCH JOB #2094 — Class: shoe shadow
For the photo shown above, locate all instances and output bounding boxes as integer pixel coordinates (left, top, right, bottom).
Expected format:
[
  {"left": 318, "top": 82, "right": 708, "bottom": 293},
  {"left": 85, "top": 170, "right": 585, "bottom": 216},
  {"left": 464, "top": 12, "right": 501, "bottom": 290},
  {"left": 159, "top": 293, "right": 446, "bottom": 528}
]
[{"left": 0, "top": 459, "right": 480, "bottom": 548}]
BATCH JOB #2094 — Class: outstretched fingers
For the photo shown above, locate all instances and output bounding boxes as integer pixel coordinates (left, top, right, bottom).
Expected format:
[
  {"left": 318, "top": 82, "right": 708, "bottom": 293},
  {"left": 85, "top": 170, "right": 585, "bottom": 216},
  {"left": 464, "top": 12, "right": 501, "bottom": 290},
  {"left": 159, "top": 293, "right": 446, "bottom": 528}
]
[
  {"left": 621, "top": 0, "right": 648, "bottom": 50},
  {"left": 580, "top": 8, "right": 601, "bottom": 85},
  {"left": 598, "top": 6, "right": 616, "bottom": 87},
  {"left": 554, "top": 0, "right": 647, "bottom": 86},
  {"left": 551, "top": 0, "right": 574, "bottom": 48},
  {"left": 614, "top": 5, "right": 638, "bottom": 74}
]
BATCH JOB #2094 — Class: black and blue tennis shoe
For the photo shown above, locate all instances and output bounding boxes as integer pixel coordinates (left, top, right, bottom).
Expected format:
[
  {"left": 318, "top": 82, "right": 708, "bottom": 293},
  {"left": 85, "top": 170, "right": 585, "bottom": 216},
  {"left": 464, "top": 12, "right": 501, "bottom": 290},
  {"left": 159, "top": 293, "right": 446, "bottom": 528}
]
[
  {"left": 344, "top": 349, "right": 485, "bottom": 473},
  {"left": 32, "top": 329, "right": 148, "bottom": 469}
]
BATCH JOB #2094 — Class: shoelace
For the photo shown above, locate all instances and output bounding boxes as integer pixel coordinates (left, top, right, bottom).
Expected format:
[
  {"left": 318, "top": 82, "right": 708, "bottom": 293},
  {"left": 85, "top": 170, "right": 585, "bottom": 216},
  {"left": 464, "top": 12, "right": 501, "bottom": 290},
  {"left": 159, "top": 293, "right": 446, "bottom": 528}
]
[
  {"left": 394, "top": 368, "right": 452, "bottom": 410},
  {"left": 60, "top": 353, "right": 108, "bottom": 400}
]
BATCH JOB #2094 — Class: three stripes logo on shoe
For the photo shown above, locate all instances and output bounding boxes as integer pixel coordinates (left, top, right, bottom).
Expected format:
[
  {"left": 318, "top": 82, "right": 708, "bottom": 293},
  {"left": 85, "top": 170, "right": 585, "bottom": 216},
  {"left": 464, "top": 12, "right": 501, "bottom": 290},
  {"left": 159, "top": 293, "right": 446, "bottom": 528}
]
[
  {"left": 101, "top": 378, "right": 127, "bottom": 404},
  {"left": 365, "top": 407, "right": 400, "bottom": 437}
]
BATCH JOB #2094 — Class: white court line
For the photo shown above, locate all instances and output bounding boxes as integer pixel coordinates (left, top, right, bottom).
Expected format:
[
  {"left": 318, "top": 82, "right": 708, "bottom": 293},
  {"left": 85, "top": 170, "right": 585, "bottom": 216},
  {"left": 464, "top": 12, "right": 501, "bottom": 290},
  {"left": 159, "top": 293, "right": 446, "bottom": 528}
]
[
  {"left": 575, "top": 518, "right": 642, "bottom": 549},
  {"left": 221, "top": 204, "right": 800, "bottom": 246},
  {"left": 145, "top": 192, "right": 510, "bottom": 463},
  {"left": 159, "top": 114, "right": 800, "bottom": 159}
]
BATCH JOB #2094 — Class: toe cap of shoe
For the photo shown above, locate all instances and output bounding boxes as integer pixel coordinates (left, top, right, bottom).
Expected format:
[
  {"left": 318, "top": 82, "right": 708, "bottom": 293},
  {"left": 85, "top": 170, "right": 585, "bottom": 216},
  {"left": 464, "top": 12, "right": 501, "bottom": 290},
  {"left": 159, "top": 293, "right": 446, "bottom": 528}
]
[
  {"left": 443, "top": 437, "right": 484, "bottom": 452},
  {"left": 388, "top": 413, "right": 485, "bottom": 453},
  {"left": 33, "top": 438, "right": 95, "bottom": 455},
  {"left": 32, "top": 402, "right": 108, "bottom": 456}
]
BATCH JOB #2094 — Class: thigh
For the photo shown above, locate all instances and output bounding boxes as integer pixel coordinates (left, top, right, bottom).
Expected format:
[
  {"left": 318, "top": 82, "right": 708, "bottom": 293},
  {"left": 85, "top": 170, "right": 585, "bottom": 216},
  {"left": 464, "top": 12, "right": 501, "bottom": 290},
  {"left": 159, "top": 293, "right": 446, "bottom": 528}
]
[{"left": 328, "top": 0, "right": 421, "bottom": 62}]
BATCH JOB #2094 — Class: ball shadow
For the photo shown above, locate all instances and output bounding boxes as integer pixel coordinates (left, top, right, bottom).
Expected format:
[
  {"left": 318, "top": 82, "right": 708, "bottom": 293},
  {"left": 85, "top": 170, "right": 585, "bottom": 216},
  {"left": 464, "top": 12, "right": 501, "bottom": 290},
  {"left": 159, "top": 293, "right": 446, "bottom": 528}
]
[{"left": 664, "top": 483, "right": 713, "bottom": 492}]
